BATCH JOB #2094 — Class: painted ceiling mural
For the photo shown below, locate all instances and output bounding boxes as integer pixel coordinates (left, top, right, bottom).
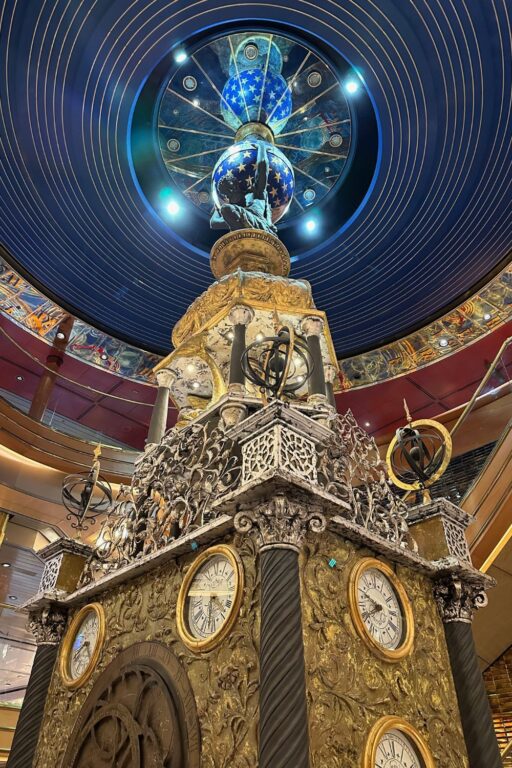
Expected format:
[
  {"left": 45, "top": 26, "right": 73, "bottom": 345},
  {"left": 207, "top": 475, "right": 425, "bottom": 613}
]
[{"left": 0, "top": 1, "right": 511, "bottom": 374}]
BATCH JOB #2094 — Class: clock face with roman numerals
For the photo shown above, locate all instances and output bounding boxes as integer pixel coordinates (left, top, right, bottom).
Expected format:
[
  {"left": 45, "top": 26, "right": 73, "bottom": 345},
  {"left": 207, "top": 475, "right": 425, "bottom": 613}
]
[
  {"left": 374, "top": 729, "right": 423, "bottom": 768},
  {"left": 349, "top": 558, "right": 414, "bottom": 661},
  {"left": 357, "top": 567, "right": 404, "bottom": 650},
  {"left": 177, "top": 545, "right": 244, "bottom": 651},
  {"left": 186, "top": 554, "right": 236, "bottom": 639}
]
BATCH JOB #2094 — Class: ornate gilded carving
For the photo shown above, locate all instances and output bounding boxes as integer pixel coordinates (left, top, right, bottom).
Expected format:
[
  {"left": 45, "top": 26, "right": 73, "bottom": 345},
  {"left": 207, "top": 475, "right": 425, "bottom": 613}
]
[
  {"left": 301, "top": 532, "right": 469, "bottom": 767},
  {"left": 235, "top": 494, "right": 326, "bottom": 550},
  {"left": 80, "top": 421, "right": 242, "bottom": 584},
  {"left": 318, "top": 410, "right": 411, "bottom": 547},
  {"left": 433, "top": 577, "right": 488, "bottom": 623},
  {"left": 29, "top": 605, "right": 68, "bottom": 646},
  {"left": 34, "top": 534, "right": 260, "bottom": 768},
  {"left": 171, "top": 271, "right": 313, "bottom": 348},
  {"left": 209, "top": 229, "right": 290, "bottom": 278}
]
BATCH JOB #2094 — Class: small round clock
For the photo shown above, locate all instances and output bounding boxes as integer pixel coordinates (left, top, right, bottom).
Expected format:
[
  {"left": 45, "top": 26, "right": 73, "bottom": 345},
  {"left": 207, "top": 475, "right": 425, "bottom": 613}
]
[
  {"left": 348, "top": 557, "right": 414, "bottom": 661},
  {"left": 176, "top": 544, "right": 244, "bottom": 652},
  {"left": 364, "top": 716, "right": 435, "bottom": 768},
  {"left": 60, "top": 603, "right": 105, "bottom": 689}
]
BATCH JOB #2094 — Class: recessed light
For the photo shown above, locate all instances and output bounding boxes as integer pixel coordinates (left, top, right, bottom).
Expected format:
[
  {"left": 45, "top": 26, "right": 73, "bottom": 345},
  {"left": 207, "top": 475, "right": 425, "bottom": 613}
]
[
  {"left": 345, "top": 79, "right": 359, "bottom": 94},
  {"left": 174, "top": 50, "right": 187, "bottom": 63},
  {"left": 100, "top": 353, "right": 108, "bottom": 361},
  {"left": 439, "top": 338, "right": 449, "bottom": 347},
  {"left": 1, "top": 562, "right": 11, "bottom": 568},
  {"left": 16, "top": 375, "right": 24, "bottom": 382},
  {"left": 305, "top": 219, "right": 317, "bottom": 233},
  {"left": 365, "top": 421, "right": 371, "bottom": 427},
  {"left": 483, "top": 313, "right": 491, "bottom": 321},
  {"left": 56, "top": 331, "right": 66, "bottom": 340},
  {"left": 8, "top": 595, "right": 17, "bottom": 601},
  {"left": 166, "top": 200, "right": 180, "bottom": 216}
]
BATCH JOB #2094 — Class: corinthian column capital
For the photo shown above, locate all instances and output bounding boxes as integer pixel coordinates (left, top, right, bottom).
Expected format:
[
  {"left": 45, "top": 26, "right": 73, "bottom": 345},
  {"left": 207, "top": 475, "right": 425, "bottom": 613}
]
[
  {"left": 234, "top": 494, "right": 326, "bottom": 552},
  {"left": 28, "top": 605, "right": 68, "bottom": 646},
  {"left": 155, "top": 368, "right": 177, "bottom": 390},
  {"left": 433, "top": 577, "right": 488, "bottom": 624}
]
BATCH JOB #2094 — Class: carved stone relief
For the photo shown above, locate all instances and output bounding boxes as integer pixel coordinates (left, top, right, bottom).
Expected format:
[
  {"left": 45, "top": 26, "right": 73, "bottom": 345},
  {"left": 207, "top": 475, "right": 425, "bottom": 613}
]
[
  {"left": 33, "top": 533, "right": 260, "bottom": 768},
  {"left": 300, "top": 531, "right": 469, "bottom": 767}
]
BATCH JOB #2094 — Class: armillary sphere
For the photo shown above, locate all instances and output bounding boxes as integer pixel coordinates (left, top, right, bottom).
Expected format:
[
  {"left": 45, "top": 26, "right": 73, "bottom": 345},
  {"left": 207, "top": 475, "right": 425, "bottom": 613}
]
[
  {"left": 241, "top": 325, "right": 313, "bottom": 401},
  {"left": 386, "top": 418, "right": 452, "bottom": 493},
  {"left": 62, "top": 446, "right": 113, "bottom": 535}
]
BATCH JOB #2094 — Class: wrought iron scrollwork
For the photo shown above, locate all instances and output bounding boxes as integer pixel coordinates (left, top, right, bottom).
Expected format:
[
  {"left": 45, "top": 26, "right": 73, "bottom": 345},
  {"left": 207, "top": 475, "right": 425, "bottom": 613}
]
[
  {"left": 80, "top": 421, "right": 242, "bottom": 584},
  {"left": 318, "top": 410, "right": 411, "bottom": 546}
]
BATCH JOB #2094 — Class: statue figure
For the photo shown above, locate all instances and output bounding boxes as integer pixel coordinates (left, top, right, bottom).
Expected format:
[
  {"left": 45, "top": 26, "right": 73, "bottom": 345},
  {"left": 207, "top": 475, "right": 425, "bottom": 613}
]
[{"left": 210, "top": 141, "right": 277, "bottom": 235}]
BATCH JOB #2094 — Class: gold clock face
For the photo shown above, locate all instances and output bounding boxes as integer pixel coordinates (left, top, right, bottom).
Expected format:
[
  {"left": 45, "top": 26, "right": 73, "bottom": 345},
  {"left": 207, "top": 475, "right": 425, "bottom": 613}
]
[
  {"left": 364, "top": 717, "right": 435, "bottom": 768},
  {"left": 177, "top": 545, "right": 244, "bottom": 652},
  {"left": 348, "top": 558, "right": 414, "bottom": 662},
  {"left": 60, "top": 603, "right": 105, "bottom": 689}
]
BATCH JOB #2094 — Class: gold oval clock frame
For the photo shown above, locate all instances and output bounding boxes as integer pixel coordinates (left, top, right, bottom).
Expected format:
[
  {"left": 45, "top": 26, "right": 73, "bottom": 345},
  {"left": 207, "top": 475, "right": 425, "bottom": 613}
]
[
  {"left": 363, "top": 716, "right": 435, "bottom": 768},
  {"left": 176, "top": 544, "right": 244, "bottom": 653},
  {"left": 60, "top": 602, "right": 106, "bottom": 690},
  {"left": 348, "top": 557, "right": 415, "bottom": 662}
]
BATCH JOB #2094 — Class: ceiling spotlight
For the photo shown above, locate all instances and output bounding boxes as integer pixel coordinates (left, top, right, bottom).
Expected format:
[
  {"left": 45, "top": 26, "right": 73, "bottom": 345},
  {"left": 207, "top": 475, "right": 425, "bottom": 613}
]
[
  {"left": 305, "top": 219, "right": 317, "bottom": 233},
  {"left": 1, "top": 562, "right": 11, "bottom": 568},
  {"left": 365, "top": 421, "right": 371, "bottom": 427},
  {"left": 439, "top": 338, "right": 449, "bottom": 347},
  {"left": 100, "top": 352, "right": 108, "bottom": 361},
  {"left": 174, "top": 50, "right": 187, "bottom": 63},
  {"left": 166, "top": 200, "right": 180, "bottom": 216},
  {"left": 16, "top": 375, "right": 24, "bottom": 382},
  {"left": 56, "top": 331, "right": 66, "bottom": 340},
  {"left": 345, "top": 79, "right": 359, "bottom": 94},
  {"left": 192, "top": 381, "right": 200, "bottom": 389},
  {"left": 8, "top": 595, "right": 17, "bottom": 601},
  {"left": 483, "top": 312, "right": 491, "bottom": 321}
]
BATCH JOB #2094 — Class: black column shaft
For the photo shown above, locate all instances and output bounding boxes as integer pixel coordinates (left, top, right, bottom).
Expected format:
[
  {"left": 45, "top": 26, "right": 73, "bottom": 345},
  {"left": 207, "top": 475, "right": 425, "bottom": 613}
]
[
  {"left": 7, "top": 644, "right": 58, "bottom": 768},
  {"left": 306, "top": 334, "right": 326, "bottom": 397},
  {"left": 325, "top": 380, "right": 336, "bottom": 408},
  {"left": 259, "top": 547, "right": 309, "bottom": 768},
  {"left": 229, "top": 323, "right": 246, "bottom": 386},
  {"left": 443, "top": 621, "right": 502, "bottom": 767}
]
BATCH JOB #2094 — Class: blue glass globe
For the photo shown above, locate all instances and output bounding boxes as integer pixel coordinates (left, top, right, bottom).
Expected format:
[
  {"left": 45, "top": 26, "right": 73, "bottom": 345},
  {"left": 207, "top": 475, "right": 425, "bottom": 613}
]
[
  {"left": 221, "top": 69, "right": 292, "bottom": 135},
  {"left": 212, "top": 140, "right": 294, "bottom": 224}
]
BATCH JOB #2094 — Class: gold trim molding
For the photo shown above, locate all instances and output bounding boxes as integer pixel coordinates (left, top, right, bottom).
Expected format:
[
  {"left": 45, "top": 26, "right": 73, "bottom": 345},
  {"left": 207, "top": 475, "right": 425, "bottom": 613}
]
[{"left": 348, "top": 557, "right": 415, "bottom": 663}]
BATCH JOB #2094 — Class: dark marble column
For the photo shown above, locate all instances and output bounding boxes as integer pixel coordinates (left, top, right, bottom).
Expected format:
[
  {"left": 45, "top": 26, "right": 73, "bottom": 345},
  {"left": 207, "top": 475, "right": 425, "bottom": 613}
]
[
  {"left": 7, "top": 606, "right": 67, "bottom": 768},
  {"left": 259, "top": 546, "right": 309, "bottom": 768},
  {"left": 228, "top": 305, "right": 254, "bottom": 390},
  {"left": 146, "top": 369, "right": 175, "bottom": 445},
  {"left": 324, "top": 364, "right": 338, "bottom": 409},
  {"left": 236, "top": 495, "right": 326, "bottom": 768},
  {"left": 434, "top": 577, "right": 502, "bottom": 768},
  {"left": 300, "top": 316, "right": 327, "bottom": 401}
]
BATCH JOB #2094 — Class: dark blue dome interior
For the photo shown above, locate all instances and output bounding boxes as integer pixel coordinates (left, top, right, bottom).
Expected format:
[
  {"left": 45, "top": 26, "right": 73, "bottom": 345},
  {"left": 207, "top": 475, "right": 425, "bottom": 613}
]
[{"left": 0, "top": 1, "right": 510, "bottom": 357}]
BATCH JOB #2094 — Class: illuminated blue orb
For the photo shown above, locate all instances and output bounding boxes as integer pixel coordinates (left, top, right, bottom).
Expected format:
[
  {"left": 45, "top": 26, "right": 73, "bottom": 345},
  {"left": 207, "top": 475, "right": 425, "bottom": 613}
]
[
  {"left": 221, "top": 69, "right": 292, "bottom": 134},
  {"left": 212, "top": 140, "right": 294, "bottom": 224}
]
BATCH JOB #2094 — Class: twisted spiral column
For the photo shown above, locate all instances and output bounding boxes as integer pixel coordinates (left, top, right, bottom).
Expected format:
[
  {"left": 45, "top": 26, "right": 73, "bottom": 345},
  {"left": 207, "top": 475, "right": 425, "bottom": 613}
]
[
  {"left": 259, "top": 546, "right": 309, "bottom": 768},
  {"left": 7, "top": 606, "right": 67, "bottom": 768},
  {"left": 434, "top": 577, "right": 501, "bottom": 768}
]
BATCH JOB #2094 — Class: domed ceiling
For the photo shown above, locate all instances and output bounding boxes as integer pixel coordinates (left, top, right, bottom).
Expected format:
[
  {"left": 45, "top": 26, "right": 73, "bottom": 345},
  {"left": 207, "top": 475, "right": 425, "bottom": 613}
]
[{"left": 0, "top": 1, "right": 511, "bottom": 358}]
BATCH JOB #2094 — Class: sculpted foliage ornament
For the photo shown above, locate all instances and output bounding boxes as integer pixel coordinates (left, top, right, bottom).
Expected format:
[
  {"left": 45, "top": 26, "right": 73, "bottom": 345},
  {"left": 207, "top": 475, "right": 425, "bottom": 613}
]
[
  {"left": 318, "top": 410, "right": 411, "bottom": 547},
  {"left": 29, "top": 605, "right": 68, "bottom": 645},
  {"left": 433, "top": 577, "right": 488, "bottom": 623},
  {"left": 80, "top": 421, "right": 242, "bottom": 584},
  {"left": 235, "top": 494, "right": 326, "bottom": 550}
]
